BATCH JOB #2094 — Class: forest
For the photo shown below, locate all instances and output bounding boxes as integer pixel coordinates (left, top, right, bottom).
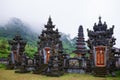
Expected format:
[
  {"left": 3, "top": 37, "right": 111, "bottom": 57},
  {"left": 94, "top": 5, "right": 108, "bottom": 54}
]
[{"left": 0, "top": 17, "right": 76, "bottom": 58}]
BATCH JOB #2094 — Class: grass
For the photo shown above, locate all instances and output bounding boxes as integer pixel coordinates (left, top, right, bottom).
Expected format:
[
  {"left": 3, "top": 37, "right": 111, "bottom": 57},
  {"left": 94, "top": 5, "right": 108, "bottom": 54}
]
[{"left": 0, "top": 69, "right": 120, "bottom": 80}]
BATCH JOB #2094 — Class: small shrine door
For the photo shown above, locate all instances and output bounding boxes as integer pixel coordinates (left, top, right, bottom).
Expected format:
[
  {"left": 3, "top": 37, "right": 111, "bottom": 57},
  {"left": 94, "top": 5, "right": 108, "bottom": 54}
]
[
  {"left": 13, "top": 50, "right": 18, "bottom": 62},
  {"left": 94, "top": 46, "right": 107, "bottom": 67},
  {"left": 44, "top": 47, "right": 50, "bottom": 64}
]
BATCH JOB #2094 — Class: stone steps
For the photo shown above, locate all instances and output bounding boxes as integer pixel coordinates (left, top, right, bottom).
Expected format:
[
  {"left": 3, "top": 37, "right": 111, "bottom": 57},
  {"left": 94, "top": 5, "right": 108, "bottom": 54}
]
[
  {"left": 33, "top": 64, "right": 48, "bottom": 74},
  {"left": 94, "top": 67, "right": 108, "bottom": 77}
]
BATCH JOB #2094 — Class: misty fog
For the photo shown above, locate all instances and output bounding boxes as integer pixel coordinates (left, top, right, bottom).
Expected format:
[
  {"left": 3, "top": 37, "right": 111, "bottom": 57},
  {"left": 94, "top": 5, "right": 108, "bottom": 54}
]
[{"left": 0, "top": 0, "right": 120, "bottom": 48}]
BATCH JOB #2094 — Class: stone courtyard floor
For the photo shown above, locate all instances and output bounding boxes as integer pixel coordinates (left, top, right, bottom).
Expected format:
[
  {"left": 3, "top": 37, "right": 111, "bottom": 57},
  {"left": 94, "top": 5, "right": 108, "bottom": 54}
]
[{"left": 0, "top": 68, "right": 120, "bottom": 80}]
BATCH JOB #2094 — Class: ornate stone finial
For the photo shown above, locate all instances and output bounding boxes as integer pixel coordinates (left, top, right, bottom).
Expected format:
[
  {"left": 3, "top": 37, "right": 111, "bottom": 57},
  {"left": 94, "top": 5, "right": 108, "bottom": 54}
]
[
  {"left": 94, "top": 23, "right": 97, "bottom": 26},
  {"left": 47, "top": 15, "right": 52, "bottom": 25},
  {"left": 98, "top": 16, "right": 102, "bottom": 25},
  {"left": 104, "top": 21, "right": 106, "bottom": 25},
  {"left": 103, "top": 21, "right": 107, "bottom": 31},
  {"left": 79, "top": 25, "right": 83, "bottom": 32},
  {"left": 112, "top": 25, "right": 115, "bottom": 28},
  {"left": 48, "top": 15, "right": 51, "bottom": 21},
  {"left": 56, "top": 28, "right": 58, "bottom": 32},
  {"left": 14, "top": 33, "right": 22, "bottom": 41},
  {"left": 93, "top": 23, "right": 97, "bottom": 31},
  {"left": 99, "top": 16, "right": 101, "bottom": 21}
]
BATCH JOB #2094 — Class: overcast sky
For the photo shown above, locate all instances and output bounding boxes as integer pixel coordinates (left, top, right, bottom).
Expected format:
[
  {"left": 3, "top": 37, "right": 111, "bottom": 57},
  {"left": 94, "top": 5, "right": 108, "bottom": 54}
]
[{"left": 0, "top": 0, "right": 120, "bottom": 48}]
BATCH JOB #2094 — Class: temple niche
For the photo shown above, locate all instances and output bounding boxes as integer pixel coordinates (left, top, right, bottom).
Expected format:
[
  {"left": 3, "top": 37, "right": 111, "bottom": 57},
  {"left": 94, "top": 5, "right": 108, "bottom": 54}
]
[
  {"left": 7, "top": 34, "right": 27, "bottom": 69},
  {"left": 33, "top": 16, "right": 64, "bottom": 76},
  {"left": 87, "top": 17, "right": 116, "bottom": 76}
]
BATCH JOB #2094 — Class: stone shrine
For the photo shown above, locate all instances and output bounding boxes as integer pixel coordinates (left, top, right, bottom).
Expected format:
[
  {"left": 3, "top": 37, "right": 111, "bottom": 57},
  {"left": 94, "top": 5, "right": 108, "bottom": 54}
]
[
  {"left": 33, "top": 16, "right": 64, "bottom": 76},
  {"left": 7, "top": 34, "right": 27, "bottom": 69},
  {"left": 87, "top": 17, "right": 116, "bottom": 76}
]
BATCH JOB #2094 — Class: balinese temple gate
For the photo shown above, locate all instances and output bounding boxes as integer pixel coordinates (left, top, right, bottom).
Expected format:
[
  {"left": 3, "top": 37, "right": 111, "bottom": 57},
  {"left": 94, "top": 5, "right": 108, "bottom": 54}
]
[{"left": 87, "top": 17, "right": 116, "bottom": 76}]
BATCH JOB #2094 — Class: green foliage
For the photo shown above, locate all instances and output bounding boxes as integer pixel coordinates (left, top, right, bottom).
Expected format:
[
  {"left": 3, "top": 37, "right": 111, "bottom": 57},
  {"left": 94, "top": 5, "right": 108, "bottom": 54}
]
[
  {"left": 0, "top": 18, "right": 38, "bottom": 58},
  {"left": 0, "top": 64, "right": 6, "bottom": 68},
  {"left": 0, "top": 18, "right": 38, "bottom": 43},
  {"left": 62, "top": 41, "right": 75, "bottom": 53},
  {"left": 61, "top": 33, "right": 76, "bottom": 54},
  {"left": 70, "top": 53, "right": 76, "bottom": 58},
  {"left": 115, "top": 70, "right": 120, "bottom": 77},
  {"left": 0, "top": 38, "right": 10, "bottom": 58},
  {"left": 0, "top": 17, "right": 78, "bottom": 58},
  {"left": 0, "top": 37, "right": 38, "bottom": 58},
  {"left": 25, "top": 44, "right": 37, "bottom": 58}
]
